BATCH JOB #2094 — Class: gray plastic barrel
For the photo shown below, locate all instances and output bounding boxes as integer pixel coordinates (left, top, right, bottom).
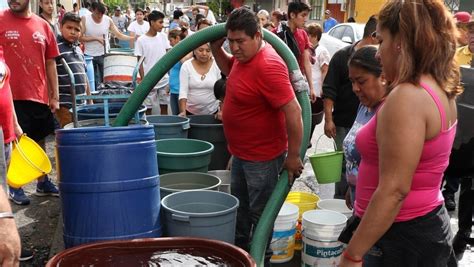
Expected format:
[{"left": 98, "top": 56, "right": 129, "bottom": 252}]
[
  {"left": 207, "top": 170, "right": 231, "bottom": 194},
  {"left": 147, "top": 115, "right": 190, "bottom": 140},
  {"left": 161, "top": 190, "right": 239, "bottom": 244},
  {"left": 159, "top": 172, "right": 221, "bottom": 198},
  {"left": 188, "top": 115, "right": 231, "bottom": 170}
]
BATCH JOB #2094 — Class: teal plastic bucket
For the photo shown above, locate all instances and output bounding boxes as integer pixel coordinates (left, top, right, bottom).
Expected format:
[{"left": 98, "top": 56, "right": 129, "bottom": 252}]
[
  {"left": 147, "top": 115, "right": 190, "bottom": 140},
  {"left": 161, "top": 190, "right": 239, "bottom": 244},
  {"left": 155, "top": 138, "right": 214, "bottom": 174},
  {"left": 159, "top": 172, "right": 221, "bottom": 198}
]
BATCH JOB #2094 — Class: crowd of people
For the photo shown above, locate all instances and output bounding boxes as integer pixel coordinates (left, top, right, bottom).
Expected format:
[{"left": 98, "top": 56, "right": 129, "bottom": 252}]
[{"left": 0, "top": 0, "right": 473, "bottom": 266}]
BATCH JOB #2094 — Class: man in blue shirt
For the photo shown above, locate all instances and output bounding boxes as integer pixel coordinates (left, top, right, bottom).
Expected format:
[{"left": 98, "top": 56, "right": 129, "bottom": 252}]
[{"left": 323, "top": 9, "right": 338, "bottom": 32}]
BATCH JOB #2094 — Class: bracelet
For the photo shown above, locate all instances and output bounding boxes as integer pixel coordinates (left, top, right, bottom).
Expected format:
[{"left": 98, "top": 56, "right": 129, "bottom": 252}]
[
  {"left": 343, "top": 250, "right": 363, "bottom": 263},
  {"left": 0, "top": 211, "right": 14, "bottom": 219}
]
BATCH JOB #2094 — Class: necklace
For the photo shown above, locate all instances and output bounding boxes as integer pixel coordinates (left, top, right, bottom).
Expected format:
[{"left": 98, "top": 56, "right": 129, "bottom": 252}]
[{"left": 201, "top": 74, "right": 206, "bottom": 81}]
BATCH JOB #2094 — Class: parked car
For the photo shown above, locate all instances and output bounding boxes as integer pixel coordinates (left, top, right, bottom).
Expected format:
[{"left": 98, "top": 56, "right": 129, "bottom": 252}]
[
  {"left": 327, "top": 23, "right": 365, "bottom": 44},
  {"left": 319, "top": 33, "right": 350, "bottom": 58}
]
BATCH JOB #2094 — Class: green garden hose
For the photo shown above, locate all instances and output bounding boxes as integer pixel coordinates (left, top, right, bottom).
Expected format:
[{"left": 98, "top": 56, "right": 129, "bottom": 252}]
[{"left": 113, "top": 23, "right": 312, "bottom": 266}]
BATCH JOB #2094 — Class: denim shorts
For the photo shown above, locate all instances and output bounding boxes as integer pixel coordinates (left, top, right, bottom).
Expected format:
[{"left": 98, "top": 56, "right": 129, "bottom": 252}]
[{"left": 364, "top": 205, "right": 456, "bottom": 267}]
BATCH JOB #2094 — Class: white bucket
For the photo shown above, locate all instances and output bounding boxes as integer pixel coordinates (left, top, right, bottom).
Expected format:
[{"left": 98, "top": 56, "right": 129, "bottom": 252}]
[
  {"left": 104, "top": 54, "right": 138, "bottom": 82},
  {"left": 301, "top": 210, "right": 347, "bottom": 266},
  {"left": 317, "top": 199, "right": 353, "bottom": 219},
  {"left": 270, "top": 202, "right": 299, "bottom": 264}
]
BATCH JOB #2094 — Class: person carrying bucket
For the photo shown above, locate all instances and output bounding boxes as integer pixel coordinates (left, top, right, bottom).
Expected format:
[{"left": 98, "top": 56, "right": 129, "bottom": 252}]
[
  {"left": 0, "top": 0, "right": 61, "bottom": 205},
  {"left": 0, "top": 45, "right": 33, "bottom": 264},
  {"left": 339, "top": 1, "right": 461, "bottom": 266},
  {"left": 210, "top": 7, "right": 304, "bottom": 265}
]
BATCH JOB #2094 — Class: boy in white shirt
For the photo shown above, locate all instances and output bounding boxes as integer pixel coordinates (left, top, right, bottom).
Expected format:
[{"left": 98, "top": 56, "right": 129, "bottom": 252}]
[
  {"left": 127, "top": 8, "right": 150, "bottom": 49},
  {"left": 135, "top": 10, "right": 171, "bottom": 115}
]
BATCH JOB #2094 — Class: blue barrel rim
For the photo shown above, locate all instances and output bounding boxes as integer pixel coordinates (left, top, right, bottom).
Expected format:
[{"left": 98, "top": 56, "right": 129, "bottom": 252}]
[
  {"left": 156, "top": 138, "right": 214, "bottom": 157},
  {"left": 161, "top": 190, "right": 239, "bottom": 217},
  {"left": 56, "top": 124, "right": 153, "bottom": 134}
]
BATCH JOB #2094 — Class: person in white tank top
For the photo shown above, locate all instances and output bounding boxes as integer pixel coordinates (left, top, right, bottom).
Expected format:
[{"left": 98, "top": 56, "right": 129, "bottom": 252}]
[{"left": 79, "top": 2, "right": 132, "bottom": 87}]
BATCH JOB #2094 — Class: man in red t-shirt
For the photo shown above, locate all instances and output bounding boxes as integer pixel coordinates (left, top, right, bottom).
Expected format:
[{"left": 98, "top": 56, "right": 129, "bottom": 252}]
[
  {"left": 0, "top": 0, "right": 60, "bottom": 205},
  {"left": 210, "top": 7, "right": 303, "bottom": 261}
]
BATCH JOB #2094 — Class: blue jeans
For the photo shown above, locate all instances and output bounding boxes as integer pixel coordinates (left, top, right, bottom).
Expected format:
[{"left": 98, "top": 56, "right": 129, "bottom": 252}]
[
  {"left": 90, "top": 55, "right": 104, "bottom": 88},
  {"left": 169, "top": 93, "right": 179, "bottom": 115},
  {"left": 231, "top": 153, "right": 286, "bottom": 253}
]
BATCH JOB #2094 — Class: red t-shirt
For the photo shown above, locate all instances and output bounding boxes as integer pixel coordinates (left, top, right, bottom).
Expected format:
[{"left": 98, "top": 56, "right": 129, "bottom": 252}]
[
  {"left": 0, "top": 10, "right": 59, "bottom": 105},
  {"left": 223, "top": 44, "right": 296, "bottom": 161},
  {"left": 272, "top": 26, "right": 311, "bottom": 73},
  {"left": 0, "top": 47, "right": 15, "bottom": 144},
  {"left": 293, "top": 28, "right": 311, "bottom": 73}
]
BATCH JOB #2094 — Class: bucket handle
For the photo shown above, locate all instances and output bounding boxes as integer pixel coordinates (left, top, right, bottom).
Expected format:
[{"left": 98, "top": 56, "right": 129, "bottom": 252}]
[
  {"left": 171, "top": 214, "right": 190, "bottom": 222},
  {"left": 314, "top": 134, "right": 339, "bottom": 153},
  {"left": 13, "top": 135, "right": 48, "bottom": 175},
  {"left": 182, "top": 123, "right": 190, "bottom": 130}
]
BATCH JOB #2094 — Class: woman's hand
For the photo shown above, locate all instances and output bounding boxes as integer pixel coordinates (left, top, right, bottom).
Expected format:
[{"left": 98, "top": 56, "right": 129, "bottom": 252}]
[
  {"left": 345, "top": 188, "right": 353, "bottom": 210},
  {"left": 339, "top": 255, "right": 363, "bottom": 267}
]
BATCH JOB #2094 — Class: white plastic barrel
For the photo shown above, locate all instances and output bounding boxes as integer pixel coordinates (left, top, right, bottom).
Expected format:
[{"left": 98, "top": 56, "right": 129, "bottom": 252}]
[
  {"left": 103, "top": 53, "right": 137, "bottom": 82},
  {"left": 270, "top": 202, "right": 299, "bottom": 264},
  {"left": 317, "top": 199, "right": 353, "bottom": 219},
  {"left": 301, "top": 210, "right": 347, "bottom": 266}
]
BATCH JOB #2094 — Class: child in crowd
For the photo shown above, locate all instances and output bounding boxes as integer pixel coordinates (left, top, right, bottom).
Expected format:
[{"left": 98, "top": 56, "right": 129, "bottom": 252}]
[
  {"left": 168, "top": 28, "right": 192, "bottom": 115},
  {"left": 135, "top": 10, "right": 171, "bottom": 115},
  {"left": 213, "top": 75, "right": 226, "bottom": 121},
  {"left": 56, "top": 12, "right": 91, "bottom": 128}
]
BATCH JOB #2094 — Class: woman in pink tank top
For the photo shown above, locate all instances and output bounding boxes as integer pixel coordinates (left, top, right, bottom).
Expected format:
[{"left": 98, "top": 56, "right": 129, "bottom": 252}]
[{"left": 339, "top": 1, "right": 464, "bottom": 266}]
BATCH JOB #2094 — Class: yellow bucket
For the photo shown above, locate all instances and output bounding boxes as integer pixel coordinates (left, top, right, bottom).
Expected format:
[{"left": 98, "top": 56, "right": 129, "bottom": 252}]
[
  {"left": 7, "top": 135, "right": 52, "bottom": 188},
  {"left": 285, "top": 192, "right": 319, "bottom": 250}
]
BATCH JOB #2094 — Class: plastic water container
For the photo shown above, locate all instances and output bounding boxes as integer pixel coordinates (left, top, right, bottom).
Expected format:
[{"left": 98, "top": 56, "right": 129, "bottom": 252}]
[
  {"left": 161, "top": 190, "right": 239, "bottom": 244},
  {"left": 285, "top": 192, "right": 319, "bottom": 250},
  {"left": 317, "top": 199, "right": 353, "bottom": 219},
  {"left": 56, "top": 125, "right": 162, "bottom": 248},
  {"left": 270, "top": 202, "right": 299, "bottom": 264},
  {"left": 159, "top": 172, "right": 221, "bottom": 198},
  {"left": 207, "top": 170, "right": 231, "bottom": 193},
  {"left": 146, "top": 115, "right": 190, "bottom": 140},
  {"left": 104, "top": 53, "right": 137, "bottom": 82},
  {"left": 302, "top": 210, "right": 347, "bottom": 266}
]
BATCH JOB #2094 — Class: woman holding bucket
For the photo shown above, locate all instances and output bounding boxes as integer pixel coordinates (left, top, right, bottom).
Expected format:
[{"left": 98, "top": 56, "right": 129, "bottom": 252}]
[
  {"left": 340, "top": 1, "right": 461, "bottom": 266},
  {"left": 342, "top": 46, "right": 386, "bottom": 209}
]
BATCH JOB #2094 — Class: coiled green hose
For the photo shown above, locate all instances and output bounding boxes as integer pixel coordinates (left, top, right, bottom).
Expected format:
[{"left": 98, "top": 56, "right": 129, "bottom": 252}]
[{"left": 114, "top": 23, "right": 311, "bottom": 266}]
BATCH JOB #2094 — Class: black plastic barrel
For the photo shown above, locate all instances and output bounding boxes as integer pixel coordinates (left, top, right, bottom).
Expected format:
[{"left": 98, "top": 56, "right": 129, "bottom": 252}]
[
  {"left": 188, "top": 115, "right": 231, "bottom": 170},
  {"left": 56, "top": 125, "right": 161, "bottom": 248}
]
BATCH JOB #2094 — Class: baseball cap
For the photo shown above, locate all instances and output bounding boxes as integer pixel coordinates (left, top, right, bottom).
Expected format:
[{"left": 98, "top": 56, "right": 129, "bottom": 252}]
[
  {"left": 454, "top": 11, "right": 471, "bottom": 24},
  {"left": 115, "top": 6, "right": 121, "bottom": 11}
]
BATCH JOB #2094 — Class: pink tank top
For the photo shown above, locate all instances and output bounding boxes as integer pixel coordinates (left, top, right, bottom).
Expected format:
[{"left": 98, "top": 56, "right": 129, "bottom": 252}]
[{"left": 354, "top": 82, "right": 457, "bottom": 222}]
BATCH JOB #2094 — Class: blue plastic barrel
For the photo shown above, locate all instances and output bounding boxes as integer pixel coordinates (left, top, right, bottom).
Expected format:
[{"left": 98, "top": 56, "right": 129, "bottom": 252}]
[
  {"left": 84, "top": 56, "right": 95, "bottom": 92},
  {"left": 55, "top": 125, "right": 161, "bottom": 248}
]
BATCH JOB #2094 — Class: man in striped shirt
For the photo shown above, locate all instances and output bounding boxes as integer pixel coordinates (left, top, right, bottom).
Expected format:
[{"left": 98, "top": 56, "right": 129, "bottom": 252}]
[{"left": 56, "top": 12, "right": 91, "bottom": 128}]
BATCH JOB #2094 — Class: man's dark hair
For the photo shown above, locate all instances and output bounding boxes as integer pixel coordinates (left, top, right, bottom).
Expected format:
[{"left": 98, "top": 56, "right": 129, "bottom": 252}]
[
  {"left": 288, "top": 1, "right": 310, "bottom": 18},
  {"left": 173, "top": 9, "right": 183, "bottom": 20},
  {"left": 363, "top": 15, "right": 377, "bottom": 38},
  {"left": 61, "top": 12, "right": 81, "bottom": 26},
  {"left": 148, "top": 10, "right": 165, "bottom": 22},
  {"left": 225, "top": 7, "right": 260, "bottom": 38},
  {"left": 84, "top": 2, "right": 90, "bottom": 8},
  {"left": 135, "top": 8, "right": 144, "bottom": 15},
  {"left": 91, "top": 1, "right": 106, "bottom": 14},
  {"left": 195, "top": 13, "right": 205, "bottom": 24}
]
